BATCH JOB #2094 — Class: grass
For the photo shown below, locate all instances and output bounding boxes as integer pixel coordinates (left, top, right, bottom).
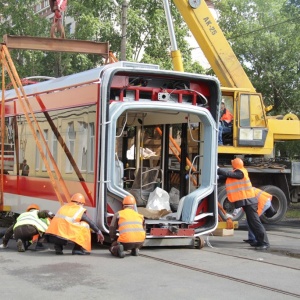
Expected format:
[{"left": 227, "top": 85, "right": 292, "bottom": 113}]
[{"left": 285, "top": 202, "right": 300, "bottom": 219}]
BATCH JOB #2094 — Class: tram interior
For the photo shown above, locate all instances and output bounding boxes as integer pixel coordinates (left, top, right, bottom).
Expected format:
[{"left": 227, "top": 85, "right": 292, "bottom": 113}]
[{"left": 114, "top": 108, "right": 214, "bottom": 224}]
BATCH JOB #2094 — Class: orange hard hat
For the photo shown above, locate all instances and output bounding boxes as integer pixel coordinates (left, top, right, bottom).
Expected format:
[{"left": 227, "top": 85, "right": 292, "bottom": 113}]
[
  {"left": 123, "top": 195, "right": 136, "bottom": 206},
  {"left": 26, "top": 204, "right": 40, "bottom": 212},
  {"left": 231, "top": 158, "right": 244, "bottom": 169},
  {"left": 71, "top": 193, "right": 86, "bottom": 204}
]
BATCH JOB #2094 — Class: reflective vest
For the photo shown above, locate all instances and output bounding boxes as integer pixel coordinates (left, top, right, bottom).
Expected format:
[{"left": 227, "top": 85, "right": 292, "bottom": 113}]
[
  {"left": 46, "top": 203, "right": 91, "bottom": 251},
  {"left": 14, "top": 210, "right": 50, "bottom": 233},
  {"left": 118, "top": 208, "right": 145, "bottom": 243},
  {"left": 254, "top": 188, "right": 272, "bottom": 216},
  {"left": 220, "top": 109, "right": 233, "bottom": 123},
  {"left": 225, "top": 168, "right": 255, "bottom": 202}
]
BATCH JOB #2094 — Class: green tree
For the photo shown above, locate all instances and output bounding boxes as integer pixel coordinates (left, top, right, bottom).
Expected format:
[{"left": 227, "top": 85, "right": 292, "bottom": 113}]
[
  {"left": 215, "top": 0, "right": 299, "bottom": 115},
  {"left": 214, "top": 0, "right": 300, "bottom": 158},
  {"left": 1, "top": 0, "right": 204, "bottom": 82},
  {"left": 0, "top": 0, "right": 50, "bottom": 79}
]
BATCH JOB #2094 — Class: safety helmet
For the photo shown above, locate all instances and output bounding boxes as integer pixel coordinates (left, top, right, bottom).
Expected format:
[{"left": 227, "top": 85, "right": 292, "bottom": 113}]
[
  {"left": 70, "top": 193, "right": 86, "bottom": 204},
  {"left": 231, "top": 158, "right": 244, "bottom": 169},
  {"left": 123, "top": 195, "right": 136, "bottom": 206},
  {"left": 26, "top": 204, "right": 40, "bottom": 212}
]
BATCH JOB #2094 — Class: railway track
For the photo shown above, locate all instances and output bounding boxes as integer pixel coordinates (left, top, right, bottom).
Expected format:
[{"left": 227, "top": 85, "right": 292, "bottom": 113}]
[{"left": 140, "top": 252, "right": 300, "bottom": 298}]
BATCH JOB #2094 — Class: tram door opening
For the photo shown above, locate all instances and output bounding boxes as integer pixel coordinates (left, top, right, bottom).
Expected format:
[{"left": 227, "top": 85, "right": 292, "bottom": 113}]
[
  {"left": 115, "top": 111, "right": 203, "bottom": 210},
  {"left": 164, "top": 123, "right": 202, "bottom": 199}
]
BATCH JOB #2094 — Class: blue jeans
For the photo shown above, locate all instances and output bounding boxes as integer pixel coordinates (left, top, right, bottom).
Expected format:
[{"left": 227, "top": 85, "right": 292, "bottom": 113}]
[
  {"left": 248, "top": 200, "right": 271, "bottom": 241},
  {"left": 218, "top": 122, "right": 232, "bottom": 145}
]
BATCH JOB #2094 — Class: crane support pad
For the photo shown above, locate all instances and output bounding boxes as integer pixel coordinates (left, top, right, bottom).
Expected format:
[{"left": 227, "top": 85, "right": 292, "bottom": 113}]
[
  {"left": 2, "top": 35, "right": 109, "bottom": 57},
  {"left": 150, "top": 228, "right": 195, "bottom": 236}
]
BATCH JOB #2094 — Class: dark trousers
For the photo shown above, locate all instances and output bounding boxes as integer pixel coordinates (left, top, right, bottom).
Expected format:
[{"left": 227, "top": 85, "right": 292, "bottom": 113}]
[
  {"left": 14, "top": 225, "right": 39, "bottom": 249},
  {"left": 109, "top": 240, "right": 144, "bottom": 257},
  {"left": 47, "top": 235, "right": 82, "bottom": 251},
  {"left": 243, "top": 204, "right": 269, "bottom": 246}
]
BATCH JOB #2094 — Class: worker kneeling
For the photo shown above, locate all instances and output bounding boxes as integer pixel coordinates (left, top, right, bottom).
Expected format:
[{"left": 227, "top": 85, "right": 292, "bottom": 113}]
[
  {"left": 13, "top": 204, "right": 55, "bottom": 252},
  {"left": 45, "top": 193, "right": 104, "bottom": 255},
  {"left": 109, "top": 196, "right": 146, "bottom": 258}
]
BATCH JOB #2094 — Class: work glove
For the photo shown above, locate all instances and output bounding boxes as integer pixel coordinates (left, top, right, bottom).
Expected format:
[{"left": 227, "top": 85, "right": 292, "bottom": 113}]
[
  {"left": 48, "top": 212, "right": 55, "bottom": 219},
  {"left": 97, "top": 230, "right": 104, "bottom": 244}
]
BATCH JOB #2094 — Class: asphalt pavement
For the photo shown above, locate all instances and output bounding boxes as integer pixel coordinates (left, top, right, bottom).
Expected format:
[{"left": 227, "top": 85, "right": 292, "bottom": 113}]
[{"left": 0, "top": 219, "right": 299, "bottom": 300}]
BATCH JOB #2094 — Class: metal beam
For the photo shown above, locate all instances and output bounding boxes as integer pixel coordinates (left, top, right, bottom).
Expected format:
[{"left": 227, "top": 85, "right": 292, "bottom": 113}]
[{"left": 2, "top": 35, "right": 109, "bottom": 58}]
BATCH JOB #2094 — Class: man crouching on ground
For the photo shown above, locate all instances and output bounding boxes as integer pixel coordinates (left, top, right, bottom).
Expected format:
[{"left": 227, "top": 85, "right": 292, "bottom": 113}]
[{"left": 109, "top": 195, "right": 146, "bottom": 258}]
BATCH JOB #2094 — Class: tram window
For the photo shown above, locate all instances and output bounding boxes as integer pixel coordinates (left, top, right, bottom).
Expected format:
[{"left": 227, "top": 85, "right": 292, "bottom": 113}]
[{"left": 12, "top": 105, "right": 96, "bottom": 181}]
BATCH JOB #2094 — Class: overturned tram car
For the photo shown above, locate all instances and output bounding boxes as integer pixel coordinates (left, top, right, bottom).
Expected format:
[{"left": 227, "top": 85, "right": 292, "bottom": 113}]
[{"left": 1, "top": 62, "right": 221, "bottom": 247}]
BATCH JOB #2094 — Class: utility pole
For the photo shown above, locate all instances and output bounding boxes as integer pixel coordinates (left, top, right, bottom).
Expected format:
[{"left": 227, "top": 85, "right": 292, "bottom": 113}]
[{"left": 120, "top": 0, "right": 128, "bottom": 61}]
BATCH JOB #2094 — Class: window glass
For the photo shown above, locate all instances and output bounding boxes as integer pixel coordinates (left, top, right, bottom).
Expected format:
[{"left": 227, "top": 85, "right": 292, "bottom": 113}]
[
  {"left": 239, "top": 94, "right": 250, "bottom": 127},
  {"left": 250, "top": 94, "right": 266, "bottom": 127}
]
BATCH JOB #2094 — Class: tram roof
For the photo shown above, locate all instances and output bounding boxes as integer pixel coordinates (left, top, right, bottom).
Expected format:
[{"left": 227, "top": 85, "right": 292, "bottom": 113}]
[
  {"left": 3, "top": 65, "right": 106, "bottom": 100},
  {"left": 3, "top": 61, "right": 161, "bottom": 100}
]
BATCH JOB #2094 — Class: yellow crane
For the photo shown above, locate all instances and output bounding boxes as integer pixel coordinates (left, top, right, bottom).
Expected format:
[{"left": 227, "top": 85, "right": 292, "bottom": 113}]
[{"left": 167, "top": 0, "right": 300, "bottom": 223}]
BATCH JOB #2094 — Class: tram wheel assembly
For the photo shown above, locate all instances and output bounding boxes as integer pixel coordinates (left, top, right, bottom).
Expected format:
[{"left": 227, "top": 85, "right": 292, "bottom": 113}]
[{"left": 194, "top": 236, "right": 205, "bottom": 249}]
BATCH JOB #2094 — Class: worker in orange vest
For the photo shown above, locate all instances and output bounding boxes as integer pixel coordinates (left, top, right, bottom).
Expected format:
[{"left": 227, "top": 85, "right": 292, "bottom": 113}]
[
  {"left": 109, "top": 195, "right": 146, "bottom": 258},
  {"left": 218, "top": 158, "right": 270, "bottom": 250},
  {"left": 45, "top": 193, "right": 104, "bottom": 255},
  {"left": 243, "top": 188, "right": 272, "bottom": 244}
]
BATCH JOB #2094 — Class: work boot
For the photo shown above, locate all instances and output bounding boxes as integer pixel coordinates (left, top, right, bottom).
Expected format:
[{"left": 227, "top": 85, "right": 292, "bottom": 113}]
[
  {"left": 17, "top": 239, "right": 25, "bottom": 252},
  {"left": 0, "top": 243, "right": 8, "bottom": 249},
  {"left": 131, "top": 248, "right": 139, "bottom": 256},
  {"left": 54, "top": 244, "right": 63, "bottom": 255},
  {"left": 255, "top": 245, "right": 270, "bottom": 251},
  {"left": 72, "top": 249, "right": 90, "bottom": 255},
  {"left": 72, "top": 246, "right": 90, "bottom": 255},
  {"left": 117, "top": 244, "right": 125, "bottom": 258},
  {"left": 35, "top": 242, "right": 46, "bottom": 251}
]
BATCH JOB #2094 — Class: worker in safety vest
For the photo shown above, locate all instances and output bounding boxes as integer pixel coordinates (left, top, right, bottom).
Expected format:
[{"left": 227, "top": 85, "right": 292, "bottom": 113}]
[
  {"left": 109, "top": 195, "right": 145, "bottom": 258},
  {"left": 218, "top": 100, "right": 233, "bottom": 146},
  {"left": 45, "top": 193, "right": 104, "bottom": 255},
  {"left": 0, "top": 204, "right": 55, "bottom": 252},
  {"left": 243, "top": 188, "right": 273, "bottom": 244},
  {"left": 218, "top": 158, "right": 270, "bottom": 250}
]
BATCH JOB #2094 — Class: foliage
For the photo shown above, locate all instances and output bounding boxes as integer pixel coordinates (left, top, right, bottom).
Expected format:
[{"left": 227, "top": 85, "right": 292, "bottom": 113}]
[
  {"left": 214, "top": 0, "right": 300, "bottom": 157},
  {"left": 0, "top": 0, "right": 50, "bottom": 79},
  {"left": 0, "top": 0, "right": 205, "bottom": 82}
]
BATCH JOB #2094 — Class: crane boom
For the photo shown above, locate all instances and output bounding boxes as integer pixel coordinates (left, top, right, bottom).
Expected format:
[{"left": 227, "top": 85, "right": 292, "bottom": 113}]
[
  {"left": 173, "top": 0, "right": 255, "bottom": 91},
  {"left": 168, "top": 0, "right": 300, "bottom": 222}
]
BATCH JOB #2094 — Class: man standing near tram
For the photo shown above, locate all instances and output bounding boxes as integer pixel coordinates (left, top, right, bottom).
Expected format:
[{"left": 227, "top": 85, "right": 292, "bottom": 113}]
[
  {"left": 20, "top": 159, "right": 30, "bottom": 176},
  {"left": 218, "top": 158, "right": 270, "bottom": 250}
]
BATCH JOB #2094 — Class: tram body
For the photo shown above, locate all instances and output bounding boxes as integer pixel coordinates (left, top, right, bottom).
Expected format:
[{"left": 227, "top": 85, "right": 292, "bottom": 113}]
[{"left": 1, "top": 62, "right": 221, "bottom": 246}]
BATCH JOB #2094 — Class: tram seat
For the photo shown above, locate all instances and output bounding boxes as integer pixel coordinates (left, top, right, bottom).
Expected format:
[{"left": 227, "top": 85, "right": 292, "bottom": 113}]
[
  {"left": 128, "top": 167, "right": 160, "bottom": 207},
  {"left": 167, "top": 196, "right": 213, "bottom": 222}
]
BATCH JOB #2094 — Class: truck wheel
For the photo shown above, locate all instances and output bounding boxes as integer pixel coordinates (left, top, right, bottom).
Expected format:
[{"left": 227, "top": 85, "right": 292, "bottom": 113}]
[
  {"left": 218, "top": 187, "right": 244, "bottom": 222},
  {"left": 259, "top": 185, "right": 287, "bottom": 224}
]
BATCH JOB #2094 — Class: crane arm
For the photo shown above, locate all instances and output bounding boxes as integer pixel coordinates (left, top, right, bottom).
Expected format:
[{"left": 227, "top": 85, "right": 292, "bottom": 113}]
[{"left": 172, "top": 0, "right": 255, "bottom": 91}]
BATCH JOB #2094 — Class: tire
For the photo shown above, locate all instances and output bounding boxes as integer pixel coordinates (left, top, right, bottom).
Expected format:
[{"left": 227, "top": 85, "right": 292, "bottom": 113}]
[
  {"left": 218, "top": 187, "right": 245, "bottom": 222},
  {"left": 259, "top": 185, "right": 287, "bottom": 224}
]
